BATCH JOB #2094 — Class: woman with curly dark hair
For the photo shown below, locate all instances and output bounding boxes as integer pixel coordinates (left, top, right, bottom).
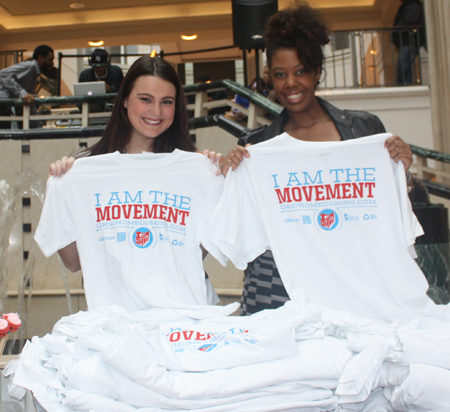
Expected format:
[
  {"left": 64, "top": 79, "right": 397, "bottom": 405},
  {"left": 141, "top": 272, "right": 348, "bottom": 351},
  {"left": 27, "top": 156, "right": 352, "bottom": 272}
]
[{"left": 221, "top": 1, "right": 413, "bottom": 316}]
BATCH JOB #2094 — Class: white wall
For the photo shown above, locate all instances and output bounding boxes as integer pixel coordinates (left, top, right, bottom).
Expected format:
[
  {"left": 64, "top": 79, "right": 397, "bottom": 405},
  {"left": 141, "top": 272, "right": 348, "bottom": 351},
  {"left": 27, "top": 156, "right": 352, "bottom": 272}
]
[{"left": 317, "top": 86, "right": 434, "bottom": 150}]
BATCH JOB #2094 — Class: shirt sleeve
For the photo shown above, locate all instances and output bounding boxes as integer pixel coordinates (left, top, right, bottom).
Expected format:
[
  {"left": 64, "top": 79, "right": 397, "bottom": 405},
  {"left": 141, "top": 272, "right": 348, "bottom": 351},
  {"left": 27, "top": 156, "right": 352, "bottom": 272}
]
[
  {"left": 392, "top": 159, "right": 424, "bottom": 257},
  {"left": 78, "top": 69, "right": 91, "bottom": 83},
  {"left": 34, "top": 175, "right": 77, "bottom": 257},
  {"left": 202, "top": 168, "right": 269, "bottom": 269},
  {"left": 0, "top": 64, "right": 29, "bottom": 98}
]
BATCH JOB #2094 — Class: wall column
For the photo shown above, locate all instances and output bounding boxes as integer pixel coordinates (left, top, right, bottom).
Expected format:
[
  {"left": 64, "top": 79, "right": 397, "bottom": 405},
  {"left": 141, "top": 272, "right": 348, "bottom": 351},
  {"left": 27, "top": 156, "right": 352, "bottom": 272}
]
[{"left": 424, "top": 0, "right": 450, "bottom": 156}]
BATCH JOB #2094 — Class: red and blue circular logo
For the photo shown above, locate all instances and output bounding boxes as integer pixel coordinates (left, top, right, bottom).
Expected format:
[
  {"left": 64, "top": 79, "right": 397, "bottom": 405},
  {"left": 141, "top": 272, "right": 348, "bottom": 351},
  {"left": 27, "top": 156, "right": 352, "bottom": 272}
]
[
  {"left": 132, "top": 227, "right": 153, "bottom": 248},
  {"left": 317, "top": 209, "right": 339, "bottom": 231}
]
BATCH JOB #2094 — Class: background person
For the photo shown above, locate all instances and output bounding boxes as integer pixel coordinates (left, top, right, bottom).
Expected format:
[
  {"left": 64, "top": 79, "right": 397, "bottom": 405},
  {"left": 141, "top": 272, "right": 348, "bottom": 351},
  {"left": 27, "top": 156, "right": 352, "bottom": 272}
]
[
  {"left": 0, "top": 44, "right": 54, "bottom": 128},
  {"left": 79, "top": 48, "right": 124, "bottom": 93},
  {"left": 79, "top": 48, "right": 124, "bottom": 112},
  {"left": 261, "top": 66, "right": 274, "bottom": 99},
  {"left": 391, "top": 0, "right": 426, "bottom": 85},
  {"left": 220, "top": 1, "right": 413, "bottom": 316}
]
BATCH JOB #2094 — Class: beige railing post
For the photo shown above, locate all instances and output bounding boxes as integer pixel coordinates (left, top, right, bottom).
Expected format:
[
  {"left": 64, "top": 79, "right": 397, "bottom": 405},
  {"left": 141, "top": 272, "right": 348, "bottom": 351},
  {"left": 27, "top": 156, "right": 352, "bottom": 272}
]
[
  {"left": 22, "top": 105, "right": 30, "bottom": 130},
  {"left": 194, "top": 91, "right": 208, "bottom": 118},
  {"left": 415, "top": 155, "right": 428, "bottom": 180},
  {"left": 247, "top": 103, "right": 264, "bottom": 129},
  {"left": 81, "top": 102, "right": 89, "bottom": 127}
]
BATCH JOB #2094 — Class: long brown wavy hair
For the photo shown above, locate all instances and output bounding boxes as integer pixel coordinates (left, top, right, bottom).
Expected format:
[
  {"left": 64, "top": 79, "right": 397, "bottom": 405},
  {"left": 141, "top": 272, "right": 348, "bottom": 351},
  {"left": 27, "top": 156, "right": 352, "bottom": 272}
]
[{"left": 86, "top": 56, "right": 196, "bottom": 156}]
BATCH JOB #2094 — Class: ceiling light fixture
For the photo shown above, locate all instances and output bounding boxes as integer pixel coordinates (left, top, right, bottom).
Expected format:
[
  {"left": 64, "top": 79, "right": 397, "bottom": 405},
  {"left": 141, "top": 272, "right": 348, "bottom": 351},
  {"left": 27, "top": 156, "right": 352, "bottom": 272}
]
[
  {"left": 88, "top": 40, "right": 104, "bottom": 47},
  {"left": 181, "top": 34, "right": 198, "bottom": 41},
  {"left": 69, "top": 3, "right": 85, "bottom": 9}
]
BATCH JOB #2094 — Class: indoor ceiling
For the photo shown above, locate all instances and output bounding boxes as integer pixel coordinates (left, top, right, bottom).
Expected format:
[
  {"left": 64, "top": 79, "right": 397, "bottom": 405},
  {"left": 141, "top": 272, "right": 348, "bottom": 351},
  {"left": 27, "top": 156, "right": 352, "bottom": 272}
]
[
  {"left": 0, "top": 0, "right": 396, "bottom": 63},
  {"left": 0, "top": 0, "right": 376, "bottom": 16}
]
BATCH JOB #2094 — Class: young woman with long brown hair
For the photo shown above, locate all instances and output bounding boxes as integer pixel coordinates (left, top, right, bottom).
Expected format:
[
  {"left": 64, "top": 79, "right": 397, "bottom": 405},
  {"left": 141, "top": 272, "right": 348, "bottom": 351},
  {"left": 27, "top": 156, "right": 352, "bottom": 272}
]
[{"left": 41, "top": 56, "right": 222, "bottom": 311}]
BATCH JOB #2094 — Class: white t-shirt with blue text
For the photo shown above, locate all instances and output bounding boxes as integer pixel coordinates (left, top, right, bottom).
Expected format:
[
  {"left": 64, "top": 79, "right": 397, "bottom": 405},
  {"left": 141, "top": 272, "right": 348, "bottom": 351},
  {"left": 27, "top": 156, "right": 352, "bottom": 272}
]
[
  {"left": 204, "top": 133, "right": 447, "bottom": 323},
  {"left": 35, "top": 150, "right": 223, "bottom": 311}
]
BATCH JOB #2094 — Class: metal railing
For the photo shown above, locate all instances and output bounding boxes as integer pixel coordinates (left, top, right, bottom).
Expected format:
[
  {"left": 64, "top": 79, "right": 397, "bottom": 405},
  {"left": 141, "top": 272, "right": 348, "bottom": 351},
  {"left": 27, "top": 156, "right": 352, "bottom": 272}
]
[
  {"left": 0, "top": 26, "right": 425, "bottom": 129},
  {"left": 0, "top": 49, "right": 26, "bottom": 71},
  {"left": 0, "top": 79, "right": 280, "bottom": 130},
  {"left": 321, "top": 27, "right": 426, "bottom": 89},
  {"left": 0, "top": 79, "right": 449, "bottom": 200},
  {"left": 410, "top": 145, "right": 450, "bottom": 199},
  {"left": 184, "top": 79, "right": 281, "bottom": 129},
  {"left": 0, "top": 94, "right": 116, "bottom": 130}
]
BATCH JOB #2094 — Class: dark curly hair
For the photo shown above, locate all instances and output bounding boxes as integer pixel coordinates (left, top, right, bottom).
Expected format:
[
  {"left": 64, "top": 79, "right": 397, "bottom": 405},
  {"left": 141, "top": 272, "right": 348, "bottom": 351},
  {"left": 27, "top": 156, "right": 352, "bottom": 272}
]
[{"left": 264, "top": 1, "right": 330, "bottom": 73}]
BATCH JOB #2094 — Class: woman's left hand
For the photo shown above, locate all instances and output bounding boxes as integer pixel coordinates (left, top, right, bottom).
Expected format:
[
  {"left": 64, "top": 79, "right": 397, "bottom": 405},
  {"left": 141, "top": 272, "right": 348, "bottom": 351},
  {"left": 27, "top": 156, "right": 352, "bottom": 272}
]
[{"left": 384, "top": 135, "right": 413, "bottom": 172}]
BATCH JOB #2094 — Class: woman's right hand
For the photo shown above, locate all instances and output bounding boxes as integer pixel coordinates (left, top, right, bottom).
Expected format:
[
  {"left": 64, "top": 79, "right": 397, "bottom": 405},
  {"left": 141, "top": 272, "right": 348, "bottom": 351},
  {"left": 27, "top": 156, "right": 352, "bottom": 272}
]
[
  {"left": 48, "top": 156, "right": 76, "bottom": 178},
  {"left": 220, "top": 144, "right": 251, "bottom": 177}
]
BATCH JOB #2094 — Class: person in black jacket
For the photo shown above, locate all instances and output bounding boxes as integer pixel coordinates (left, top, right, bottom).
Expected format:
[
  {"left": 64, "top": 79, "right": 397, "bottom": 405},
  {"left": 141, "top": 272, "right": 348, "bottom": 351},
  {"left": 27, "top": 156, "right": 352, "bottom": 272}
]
[
  {"left": 391, "top": 0, "right": 425, "bottom": 85},
  {"left": 220, "top": 1, "right": 414, "bottom": 316},
  {"left": 79, "top": 49, "right": 124, "bottom": 112},
  {"left": 79, "top": 49, "right": 124, "bottom": 93}
]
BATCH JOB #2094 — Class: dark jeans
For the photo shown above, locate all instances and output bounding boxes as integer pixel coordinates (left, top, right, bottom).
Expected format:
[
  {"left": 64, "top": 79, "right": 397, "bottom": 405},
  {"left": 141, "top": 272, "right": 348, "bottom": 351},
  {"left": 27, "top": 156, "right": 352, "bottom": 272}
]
[{"left": 396, "top": 45, "right": 419, "bottom": 86}]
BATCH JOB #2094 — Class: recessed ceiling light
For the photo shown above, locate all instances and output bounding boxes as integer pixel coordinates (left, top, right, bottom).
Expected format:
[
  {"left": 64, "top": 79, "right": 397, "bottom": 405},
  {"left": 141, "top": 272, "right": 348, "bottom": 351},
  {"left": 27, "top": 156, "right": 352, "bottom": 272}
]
[
  {"left": 181, "top": 34, "right": 198, "bottom": 41},
  {"left": 70, "top": 3, "right": 85, "bottom": 9},
  {"left": 88, "top": 40, "right": 104, "bottom": 47}
]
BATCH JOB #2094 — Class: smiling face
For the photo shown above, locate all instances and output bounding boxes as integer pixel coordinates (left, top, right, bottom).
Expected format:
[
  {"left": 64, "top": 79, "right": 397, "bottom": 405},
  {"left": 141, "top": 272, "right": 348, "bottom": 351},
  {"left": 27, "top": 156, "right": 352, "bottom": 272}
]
[
  {"left": 270, "top": 48, "right": 321, "bottom": 115},
  {"left": 124, "top": 75, "right": 176, "bottom": 151}
]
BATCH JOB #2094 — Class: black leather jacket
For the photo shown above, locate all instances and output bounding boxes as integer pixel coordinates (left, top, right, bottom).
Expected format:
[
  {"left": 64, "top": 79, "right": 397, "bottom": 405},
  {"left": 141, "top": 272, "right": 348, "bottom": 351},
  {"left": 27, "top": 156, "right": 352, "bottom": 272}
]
[{"left": 238, "top": 97, "right": 386, "bottom": 146}]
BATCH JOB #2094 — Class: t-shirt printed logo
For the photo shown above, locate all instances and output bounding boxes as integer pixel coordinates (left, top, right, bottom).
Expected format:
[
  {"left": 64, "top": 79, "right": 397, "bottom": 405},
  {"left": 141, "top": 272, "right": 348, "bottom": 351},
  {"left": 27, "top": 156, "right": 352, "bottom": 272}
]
[
  {"left": 315, "top": 209, "right": 342, "bottom": 231},
  {"left": 164, "top": 327, "right": 257, "bottom": 353},
  {"left": 271, "top": 167, "right": 377, "bottom": 231},
  {"left": 94, "top": 190, "right": 191, "bottom": 248},
  {"left": 197, "top": 343, "right": 217, "bottom": 352},
  {"left": 318, "top": 209, "right": 338, "bottom": 230},
  {"left": 133, "top": 227, "right": 153, "bottom": 248}
]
